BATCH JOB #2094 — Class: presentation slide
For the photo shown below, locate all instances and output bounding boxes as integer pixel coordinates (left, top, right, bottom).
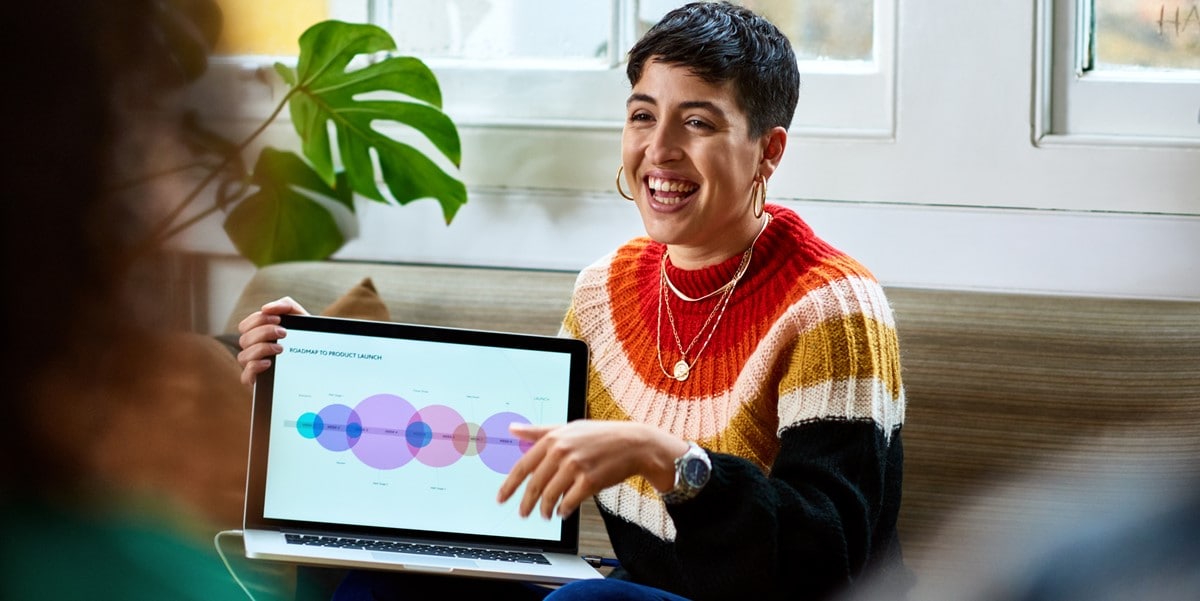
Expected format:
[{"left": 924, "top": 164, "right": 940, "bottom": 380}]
[{"left": 262, "top": 326, "right": 572, "bottom": 542}]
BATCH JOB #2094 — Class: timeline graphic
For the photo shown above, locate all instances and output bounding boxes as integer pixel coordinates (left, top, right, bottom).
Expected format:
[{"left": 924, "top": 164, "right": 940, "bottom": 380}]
[{"left": 290, "top": 393, "right": 533, "bottom": 474}]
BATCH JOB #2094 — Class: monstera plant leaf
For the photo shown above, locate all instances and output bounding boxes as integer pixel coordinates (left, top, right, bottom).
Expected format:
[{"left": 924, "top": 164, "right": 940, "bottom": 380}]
[
  {"left": 140, "top": 19, "right": 467, "bottom": 267},
  {"left": 275, "top": 20, "right": 466, "bottom": 222},
  {"left": 214, "top": 20, "right": 466, "bottom": 266},
  {"left": 225, "top": 148, "right": 354, "bottom": 266}
]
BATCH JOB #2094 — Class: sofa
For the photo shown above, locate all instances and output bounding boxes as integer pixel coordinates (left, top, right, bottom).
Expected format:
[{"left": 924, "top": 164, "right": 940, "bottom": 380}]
[{"left": 215, "top": 259, "right": 1200, "bottom": 596}]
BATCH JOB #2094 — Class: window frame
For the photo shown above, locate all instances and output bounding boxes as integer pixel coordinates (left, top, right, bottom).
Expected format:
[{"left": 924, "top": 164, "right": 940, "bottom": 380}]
[
  {"left": 205, "top": 0, "right": 896, "bottom": 137},
  {"left": 1035, "top": 0, "right": 1200, "bottom": 147}
]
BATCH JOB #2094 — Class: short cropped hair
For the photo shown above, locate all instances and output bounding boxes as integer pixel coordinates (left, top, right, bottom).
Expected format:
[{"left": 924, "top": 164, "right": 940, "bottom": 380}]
[{"left": 626, "top": 1, "right": 800, "bottom": 138}]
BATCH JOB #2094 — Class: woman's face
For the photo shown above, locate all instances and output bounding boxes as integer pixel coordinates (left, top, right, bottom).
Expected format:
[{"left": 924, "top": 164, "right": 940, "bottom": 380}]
[{"left": 621, "top": 59, "right": 783, "bottom": 267}]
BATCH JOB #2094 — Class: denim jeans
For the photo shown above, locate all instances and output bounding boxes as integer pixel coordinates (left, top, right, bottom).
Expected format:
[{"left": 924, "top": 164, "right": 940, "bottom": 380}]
[{"left": 329, "top": 570, "right": 691, "bottom": 601}]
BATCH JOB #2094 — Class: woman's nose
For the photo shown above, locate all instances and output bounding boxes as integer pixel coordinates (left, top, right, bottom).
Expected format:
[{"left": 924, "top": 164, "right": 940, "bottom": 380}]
[{"left": 645, "top": 124, "right": 683, "bottom": 164}]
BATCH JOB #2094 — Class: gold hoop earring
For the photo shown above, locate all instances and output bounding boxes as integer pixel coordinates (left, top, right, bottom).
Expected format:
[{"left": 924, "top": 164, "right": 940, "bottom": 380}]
[
  {"left": 752, "top": 175, "right": 767, "bottom": 218},
  {"left": 616, "top": 166, "right": 635, "bottom": 201}
]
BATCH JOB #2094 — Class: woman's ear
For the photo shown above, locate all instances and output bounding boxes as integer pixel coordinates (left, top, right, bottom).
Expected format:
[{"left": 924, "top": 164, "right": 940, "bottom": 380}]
[{"left": 759, "top": 126, "right": 788, "bottom": 179}]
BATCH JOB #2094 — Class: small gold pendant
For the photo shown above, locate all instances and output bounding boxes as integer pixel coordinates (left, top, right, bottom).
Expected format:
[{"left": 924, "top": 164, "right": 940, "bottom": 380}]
[{"left": 673, "top": 360, "right": 690, "bottom": 381}]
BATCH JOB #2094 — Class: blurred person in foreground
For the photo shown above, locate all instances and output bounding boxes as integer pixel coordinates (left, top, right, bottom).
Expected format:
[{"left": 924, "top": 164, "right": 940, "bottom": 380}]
[
  {"left": 846, "top": 436, "right": 1200, "bottom": 601},
  {"left": 0, "top": 1, "right": 286, "bottom": 599},
  {"left": 236, "top": 3, "right": 909, "bottom": 600}
]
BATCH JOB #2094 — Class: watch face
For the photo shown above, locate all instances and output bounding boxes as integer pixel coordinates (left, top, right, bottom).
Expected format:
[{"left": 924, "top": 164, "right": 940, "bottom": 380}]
[{"left": 682, "top": 456, "right": 710, "bottom": 487}]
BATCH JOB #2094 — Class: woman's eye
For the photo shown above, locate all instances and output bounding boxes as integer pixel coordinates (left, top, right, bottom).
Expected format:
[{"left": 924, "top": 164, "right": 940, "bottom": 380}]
[{"left": 629, "top": 112, "right": 653, "bottom": 123}]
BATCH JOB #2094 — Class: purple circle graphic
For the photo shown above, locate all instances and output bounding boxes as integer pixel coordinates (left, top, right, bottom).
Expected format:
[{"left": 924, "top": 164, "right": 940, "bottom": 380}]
[
  {"left": 478, "top": 412, "right": 532, "bottom": 474},
  {"left": 316, "top": 404, "right": 360, "bottom": 452},
  {"left": 297, "top": 397, "right": 534, "bottom": 473},
  {"left": 351, "top": 394, "right": 418, "bottom": 470},
  {"left": 410, "top": 405, "right": 466, "bottom": 468}
]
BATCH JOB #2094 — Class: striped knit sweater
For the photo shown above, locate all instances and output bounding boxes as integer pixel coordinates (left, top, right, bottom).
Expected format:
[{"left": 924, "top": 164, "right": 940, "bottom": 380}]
[{"left": 561, "top": 205, "right": 907, "bottom": 601}]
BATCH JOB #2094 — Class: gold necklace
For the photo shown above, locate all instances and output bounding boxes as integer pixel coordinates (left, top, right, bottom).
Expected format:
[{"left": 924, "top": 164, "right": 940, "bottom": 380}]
[
  {"left": 661, "top": 213, "right": 772, "bottom": 302},
  {"left": 655, "top": 214, "right": 772, "bottom": 381},
  {"left": 661, "top": 249, "right": 749, "bottom": 302},
  {"left": 657, "top": 273, "right": 738, "bottom": 381}
]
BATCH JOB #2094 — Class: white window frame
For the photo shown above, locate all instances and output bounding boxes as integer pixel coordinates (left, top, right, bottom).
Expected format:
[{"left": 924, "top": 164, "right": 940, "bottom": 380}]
[
  {"left": 1035, "top": 0, "right": 1200, "bottom": 147},
  {"left": 203, "top": 0, "right": 895, "bottom": 136},
  {"left": 382, "top": 0, "right": 897, "bottom": 138}
]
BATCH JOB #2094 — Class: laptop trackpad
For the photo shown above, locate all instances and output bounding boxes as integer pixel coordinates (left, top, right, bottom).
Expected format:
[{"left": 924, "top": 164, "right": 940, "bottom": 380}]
[{"left": 372, "top": 553, "right": 479, "bottom": 570}]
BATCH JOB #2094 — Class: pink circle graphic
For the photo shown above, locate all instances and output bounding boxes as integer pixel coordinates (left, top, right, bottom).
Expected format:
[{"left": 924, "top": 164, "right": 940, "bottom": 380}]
[
  {"left": 349, "top": 393, "right": 418, "bottom": 470},
  {"left": 409, "top": 404, "right": 466, "bottom": 468}
]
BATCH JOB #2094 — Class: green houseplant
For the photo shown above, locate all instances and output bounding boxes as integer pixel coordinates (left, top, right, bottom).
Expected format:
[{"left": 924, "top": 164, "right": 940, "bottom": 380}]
[{"left": 135, "top": 16, "right": 466, "bottom": 267}]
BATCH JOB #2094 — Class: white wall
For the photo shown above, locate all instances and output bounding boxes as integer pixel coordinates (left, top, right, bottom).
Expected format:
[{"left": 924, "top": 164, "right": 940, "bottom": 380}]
[{"left": 183, "top": 0, "right": 1200, "bottom": 334}]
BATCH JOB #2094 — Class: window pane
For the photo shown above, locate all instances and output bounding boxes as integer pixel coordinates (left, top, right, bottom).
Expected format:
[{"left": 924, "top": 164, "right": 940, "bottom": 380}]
[
  {"left": 388, "top": 0, "right": 614, "bottom": 65},
  {"left": 637, "top": 0, "right": 874, "bottom": 62},
  {"left": 739, "top": 0, "right": 874, "bottom": 61},
  {"left": 1094, "top": 0, "right": 1200, "bottom": 71}
]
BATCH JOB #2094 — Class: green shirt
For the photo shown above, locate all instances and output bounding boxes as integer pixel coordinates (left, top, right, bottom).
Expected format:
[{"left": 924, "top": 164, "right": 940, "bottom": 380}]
[{"left": 1, "top": 500, "right": 291, "bottom": 601}]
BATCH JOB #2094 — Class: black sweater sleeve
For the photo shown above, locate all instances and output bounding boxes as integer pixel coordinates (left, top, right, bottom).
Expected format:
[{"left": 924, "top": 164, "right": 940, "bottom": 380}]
[{"left": 602, "top": 420, "right": 906, "bottom": 601}]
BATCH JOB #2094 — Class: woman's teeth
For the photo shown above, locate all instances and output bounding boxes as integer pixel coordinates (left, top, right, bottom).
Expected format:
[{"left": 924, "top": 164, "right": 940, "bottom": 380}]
[{"left": 648, "top": 177, "right": 698, "bottom": 204}]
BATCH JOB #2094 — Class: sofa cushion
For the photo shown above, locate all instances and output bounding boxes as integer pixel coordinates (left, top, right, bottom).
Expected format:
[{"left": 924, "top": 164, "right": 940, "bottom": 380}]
[
  {"left": 319, "top": 277, "right": 390, "bottom": 322},
  {"left": 216, "top": 276, "right": 391, "bottom": 355}
]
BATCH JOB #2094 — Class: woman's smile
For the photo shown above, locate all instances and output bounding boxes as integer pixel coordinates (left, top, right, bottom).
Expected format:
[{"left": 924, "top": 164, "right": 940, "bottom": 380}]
[{"left": 646, "top": 175, "right": 699, "bottom": 207}]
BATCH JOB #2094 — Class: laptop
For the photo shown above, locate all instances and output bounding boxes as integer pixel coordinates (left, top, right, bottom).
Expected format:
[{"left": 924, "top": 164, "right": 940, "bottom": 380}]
[{"left": 241, "top": 314, "right": 603, "bottom": 584}]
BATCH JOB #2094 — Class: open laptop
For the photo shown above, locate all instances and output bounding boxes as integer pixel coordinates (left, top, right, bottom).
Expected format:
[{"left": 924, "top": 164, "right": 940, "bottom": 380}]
[{"left": 241, "top": 314, "right": 603, "bottom": 584}]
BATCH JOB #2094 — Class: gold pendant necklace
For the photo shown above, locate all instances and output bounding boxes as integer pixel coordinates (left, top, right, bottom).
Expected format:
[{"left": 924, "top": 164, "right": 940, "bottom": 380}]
[
  {"left": 659, "top": 276, "right": 737, "bottom": 381},
  {"left": 655, "top": 214, "right": 771, "bottom": 381}
]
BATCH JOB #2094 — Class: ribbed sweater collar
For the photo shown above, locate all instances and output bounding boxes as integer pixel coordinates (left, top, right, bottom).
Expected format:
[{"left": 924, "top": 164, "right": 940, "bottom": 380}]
[{"left": 653, "top": 205, "right": 811, "bottom": 312}]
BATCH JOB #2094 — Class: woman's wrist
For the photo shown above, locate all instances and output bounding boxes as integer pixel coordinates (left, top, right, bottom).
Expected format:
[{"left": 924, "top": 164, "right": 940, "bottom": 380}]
[{"left": 641, "top": 425, "right": 690, "bottom": 492}]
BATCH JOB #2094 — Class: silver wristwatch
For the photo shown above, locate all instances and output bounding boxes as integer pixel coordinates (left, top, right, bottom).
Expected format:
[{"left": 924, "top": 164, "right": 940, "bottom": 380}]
[{"left": 661, "top": 442, "right": 711, "bottom": 505}]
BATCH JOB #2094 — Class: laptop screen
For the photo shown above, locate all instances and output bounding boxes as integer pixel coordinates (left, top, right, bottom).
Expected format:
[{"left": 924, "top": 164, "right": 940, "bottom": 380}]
[{"left": 245, "top": 314, "right": 589, "bottom": 552}]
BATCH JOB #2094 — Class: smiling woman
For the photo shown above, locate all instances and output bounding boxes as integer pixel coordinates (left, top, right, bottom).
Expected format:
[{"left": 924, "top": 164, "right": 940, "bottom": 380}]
[{"left": 231, "top": 4, "right": 908, "bottom": 601}]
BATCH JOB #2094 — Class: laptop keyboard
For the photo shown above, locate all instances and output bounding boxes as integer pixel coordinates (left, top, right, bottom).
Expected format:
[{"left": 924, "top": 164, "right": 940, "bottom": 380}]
[{"left": 284, "top": 533, "right": 551, "bottom": 565}]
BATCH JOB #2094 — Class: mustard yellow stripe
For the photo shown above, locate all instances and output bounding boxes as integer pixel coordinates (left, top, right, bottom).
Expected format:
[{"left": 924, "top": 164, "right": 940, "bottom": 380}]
[{"left": 781, "top": 313, "right": 903, "bottom": 401}]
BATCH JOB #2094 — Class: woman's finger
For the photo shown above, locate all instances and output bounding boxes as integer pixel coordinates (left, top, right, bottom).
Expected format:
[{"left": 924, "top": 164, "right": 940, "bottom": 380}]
[
  {"left": 538, "top": 461, "right": 580, "bottom": 519},
  {"left": 497, "top": 431, "right": 548, "bottom": 505},
  {"left": 557, "top": 477, "right": 596, "bottom": 518}
]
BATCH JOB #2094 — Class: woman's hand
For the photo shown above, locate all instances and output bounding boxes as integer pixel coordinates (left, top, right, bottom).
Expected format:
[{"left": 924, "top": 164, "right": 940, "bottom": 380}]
[
  {"left": 496, "top": 420, "right": 689, "bottom": 519},
  {"left": 235, "top": 296, "right": 309, "bottom": 386}
]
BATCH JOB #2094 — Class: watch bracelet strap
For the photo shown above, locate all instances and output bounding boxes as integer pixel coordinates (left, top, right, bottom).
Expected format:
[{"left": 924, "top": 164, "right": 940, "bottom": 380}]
[
  {"left": 661, "top": 486, "right": 698, "bottom": 505},
  {"left": 660, "top": 442, "right": 708, "bottom": 505}
]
